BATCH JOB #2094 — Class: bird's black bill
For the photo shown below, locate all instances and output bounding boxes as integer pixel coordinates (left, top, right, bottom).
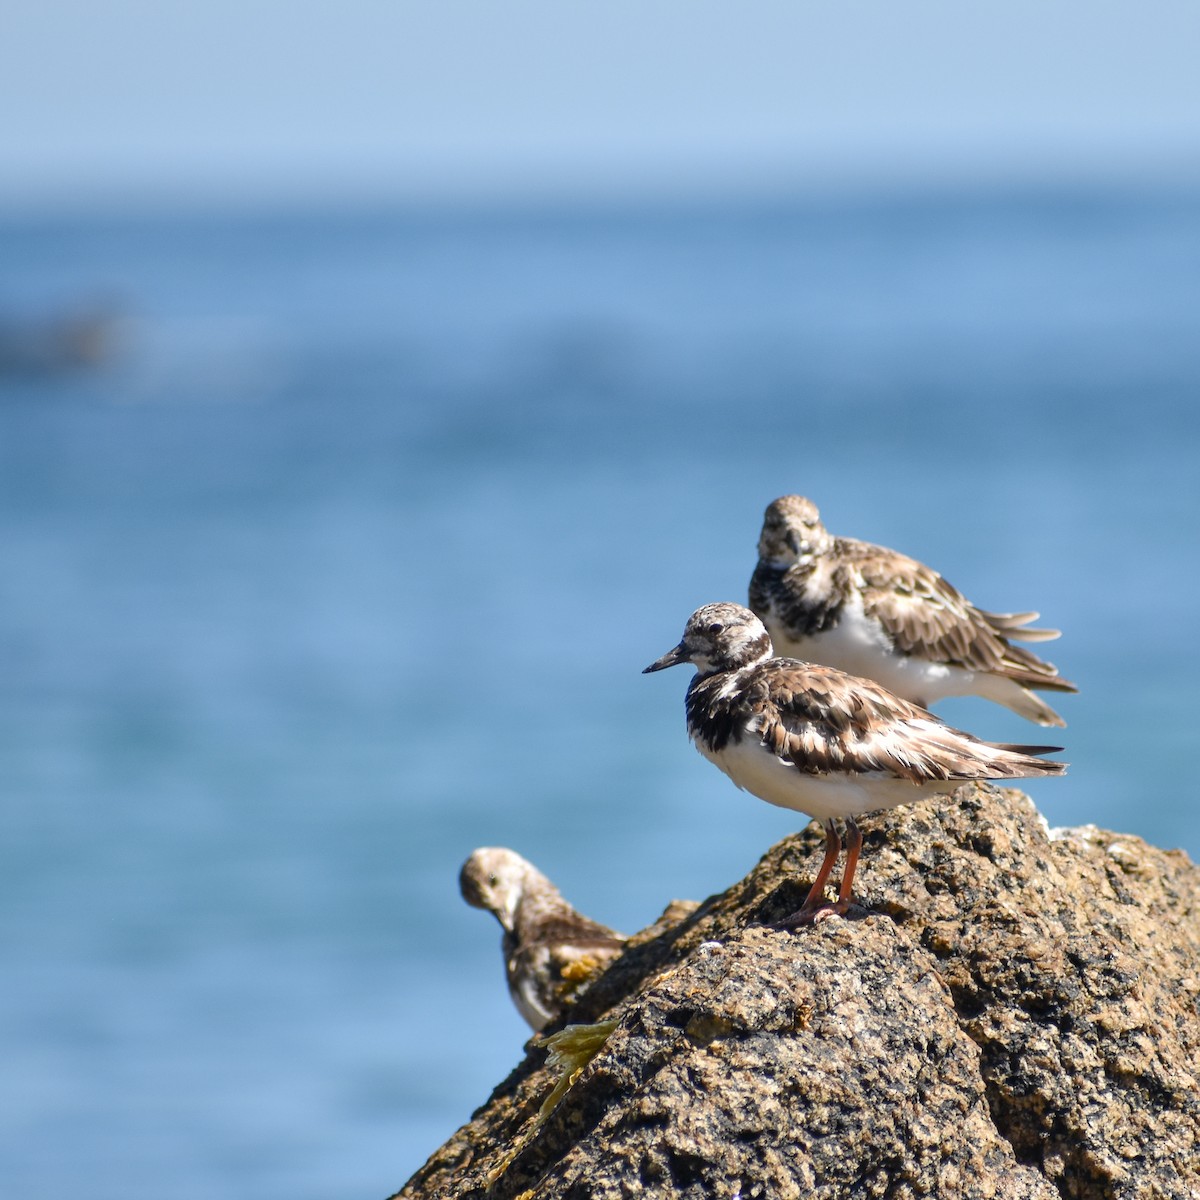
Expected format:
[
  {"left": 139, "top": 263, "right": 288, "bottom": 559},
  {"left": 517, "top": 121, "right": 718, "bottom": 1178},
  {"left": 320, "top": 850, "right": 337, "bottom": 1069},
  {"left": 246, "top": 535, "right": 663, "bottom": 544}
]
[{"left": 643, "top": 643, "right": 688, "bottom": 673}]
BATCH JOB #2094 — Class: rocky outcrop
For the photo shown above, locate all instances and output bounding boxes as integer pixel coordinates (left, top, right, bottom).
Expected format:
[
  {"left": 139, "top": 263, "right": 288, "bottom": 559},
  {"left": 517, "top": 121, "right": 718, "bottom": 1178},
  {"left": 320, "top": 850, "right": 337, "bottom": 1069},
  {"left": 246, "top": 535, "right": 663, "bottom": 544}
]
[{"left": 396, "top": 785, "right": 1200, "bottom": 1199}]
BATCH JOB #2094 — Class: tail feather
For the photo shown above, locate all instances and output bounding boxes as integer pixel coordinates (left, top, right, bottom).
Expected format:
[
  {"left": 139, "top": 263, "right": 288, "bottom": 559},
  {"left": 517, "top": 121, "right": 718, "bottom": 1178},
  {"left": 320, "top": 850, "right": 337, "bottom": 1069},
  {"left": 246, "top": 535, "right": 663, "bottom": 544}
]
[
  {"left": 989, "top": 742, "right": 1068, "bottom": 777},
  {"left": 1005, "top": 626, "right": 1062, "bottom": 644},
  {"left": 994, "top": 743, "right": 1063, "bottom": 756},
  {"left": 915, "top": 723, "right": 1067, "bottom": 781},
  {"left": 1012, "top": 690, "right": 1067, "bottom": 728},
  {"left": 983, "top": 619, "right": 1076, "bottom": 695},
  {"left": 998, "top": 654, "right": 1078, "bottom": 694},
  {"left": 981, "top": 608, "right": 1039, "bottom": 625},
  {"left": 984, "top": 643, "right": 1080, "bottom": 700},
  {"left": 973, "top": 676, "right": 1070, "bottom": 728},
  {"left": 980, "top": 609, "right": 1063, "bottom": 643}
]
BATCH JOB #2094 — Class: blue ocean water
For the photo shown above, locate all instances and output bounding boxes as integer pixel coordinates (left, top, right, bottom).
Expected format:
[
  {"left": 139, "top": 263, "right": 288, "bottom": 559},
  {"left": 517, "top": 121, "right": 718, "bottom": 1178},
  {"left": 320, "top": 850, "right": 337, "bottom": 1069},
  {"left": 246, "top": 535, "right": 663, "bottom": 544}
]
[{"left": 1, "top": 185, "right": 1198, "bottom": 1198}]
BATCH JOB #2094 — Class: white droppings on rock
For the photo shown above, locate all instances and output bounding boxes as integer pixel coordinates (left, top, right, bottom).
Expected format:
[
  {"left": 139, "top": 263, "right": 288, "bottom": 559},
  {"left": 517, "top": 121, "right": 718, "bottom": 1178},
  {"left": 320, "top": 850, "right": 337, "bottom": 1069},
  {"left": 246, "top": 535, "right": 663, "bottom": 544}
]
[{"left": 1047, "top": 822, "right": 1103, "bottom": 845}]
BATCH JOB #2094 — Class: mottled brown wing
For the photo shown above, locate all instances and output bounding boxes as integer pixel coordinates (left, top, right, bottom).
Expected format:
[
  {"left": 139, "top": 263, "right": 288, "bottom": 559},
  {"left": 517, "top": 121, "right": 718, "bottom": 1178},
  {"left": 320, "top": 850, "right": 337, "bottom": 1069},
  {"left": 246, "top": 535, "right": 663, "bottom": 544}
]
[
  {"left": 546, "top": 937, "right": 624, "bottom": 982},
  {"left": 750, "top": 659, "right": 1065, "bottom": 783},
  {"left": 748, "top": 660, "right": 961, "bottom": 783},
  {"left": 840, "top": 538, "right": 1071, "bottom": 688},
  {"left": 516, "top": 904, "right": 623, "bottom": 952},
  {"left": 535, "top": 928, "right": 625, "bottom": 1009}
]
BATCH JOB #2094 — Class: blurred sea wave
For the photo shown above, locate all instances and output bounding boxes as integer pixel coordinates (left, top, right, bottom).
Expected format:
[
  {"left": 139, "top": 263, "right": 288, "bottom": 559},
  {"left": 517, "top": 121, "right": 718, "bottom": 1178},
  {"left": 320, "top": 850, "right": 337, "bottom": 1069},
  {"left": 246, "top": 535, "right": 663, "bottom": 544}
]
[{"left": 1, "top": 184, "right": 1198, "bottom": 1197}]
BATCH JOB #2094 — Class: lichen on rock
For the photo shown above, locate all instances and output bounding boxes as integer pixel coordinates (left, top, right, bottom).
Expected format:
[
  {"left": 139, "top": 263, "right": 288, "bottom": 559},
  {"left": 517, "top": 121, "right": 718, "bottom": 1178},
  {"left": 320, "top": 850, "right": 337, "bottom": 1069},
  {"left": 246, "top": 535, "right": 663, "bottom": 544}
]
[{"left": 395, "top": 785, "right": 1200, "bottom": 1200}]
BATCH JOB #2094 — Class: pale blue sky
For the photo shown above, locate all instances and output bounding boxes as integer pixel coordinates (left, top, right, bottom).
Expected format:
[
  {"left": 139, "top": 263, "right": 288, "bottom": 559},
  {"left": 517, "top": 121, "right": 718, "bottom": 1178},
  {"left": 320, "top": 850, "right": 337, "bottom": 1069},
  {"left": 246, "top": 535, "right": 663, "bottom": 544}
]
[{"left": 3, "top": 0, "right": 1199, "bottom": 203}]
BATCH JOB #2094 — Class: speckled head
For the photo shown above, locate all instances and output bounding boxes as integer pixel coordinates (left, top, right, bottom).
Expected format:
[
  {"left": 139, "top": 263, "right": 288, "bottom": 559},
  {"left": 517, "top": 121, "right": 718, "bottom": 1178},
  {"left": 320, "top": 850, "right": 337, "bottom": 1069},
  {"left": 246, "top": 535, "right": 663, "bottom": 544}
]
[
  {"left": 757, "top": 495, "right": 831, "bottom": 565},
  {"left": 643, "top": 602, "right": 774, "bottom": 678},
  {"left": 459, "top": 847, "right": 543, "bottom": 933}
]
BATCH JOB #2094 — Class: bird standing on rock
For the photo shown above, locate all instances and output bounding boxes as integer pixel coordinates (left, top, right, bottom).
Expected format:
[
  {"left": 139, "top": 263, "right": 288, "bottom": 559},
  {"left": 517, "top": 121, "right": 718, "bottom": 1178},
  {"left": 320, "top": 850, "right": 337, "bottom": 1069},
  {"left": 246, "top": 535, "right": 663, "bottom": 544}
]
[{"left": 644, "top": 602, "right": 1066, "bottom": 923}]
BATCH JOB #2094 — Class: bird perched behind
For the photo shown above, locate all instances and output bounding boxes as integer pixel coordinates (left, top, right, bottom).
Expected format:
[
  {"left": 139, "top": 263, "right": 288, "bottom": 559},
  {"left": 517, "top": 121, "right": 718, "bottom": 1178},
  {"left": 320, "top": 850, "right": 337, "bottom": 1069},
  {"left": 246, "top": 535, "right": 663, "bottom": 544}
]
[
  {"left": 749, "top": 495, "right": 1077, "bottom": 726},
  {"left": 460, "top": 847, "right": 626, "bottom": 1031}
]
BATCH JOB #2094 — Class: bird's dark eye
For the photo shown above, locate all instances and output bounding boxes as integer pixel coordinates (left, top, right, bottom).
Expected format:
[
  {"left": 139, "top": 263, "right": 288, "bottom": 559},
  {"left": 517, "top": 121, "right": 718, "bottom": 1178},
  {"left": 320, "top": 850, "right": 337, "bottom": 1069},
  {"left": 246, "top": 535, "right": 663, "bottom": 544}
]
[
  {"left": 707, "top": 622, "right": 724, "bottom": 635},
  {"left": 487, "top": 874, "right": 499, "bottom": 887}
]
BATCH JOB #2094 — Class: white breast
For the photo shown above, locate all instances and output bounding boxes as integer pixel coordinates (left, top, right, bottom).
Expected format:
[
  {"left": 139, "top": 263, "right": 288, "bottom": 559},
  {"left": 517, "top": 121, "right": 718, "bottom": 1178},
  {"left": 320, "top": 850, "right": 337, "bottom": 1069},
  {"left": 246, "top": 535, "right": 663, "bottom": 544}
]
[
  {"left": 507, "top": 948, "right": 554, "bottom": 1031},
  {"left": 770, "top": 590, "right": 977, "bottom": 706},
  {"left": 697, "top": 733, "right": 956, "bottom": 822}
]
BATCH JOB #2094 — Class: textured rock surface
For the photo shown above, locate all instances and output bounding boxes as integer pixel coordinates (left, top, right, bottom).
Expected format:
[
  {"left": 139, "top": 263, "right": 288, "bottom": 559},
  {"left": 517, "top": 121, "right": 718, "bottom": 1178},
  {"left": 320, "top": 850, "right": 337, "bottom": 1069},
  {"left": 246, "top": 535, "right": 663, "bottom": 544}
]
[{"left": 396, "top": 786, "right": 1200, "bottom": 1200}]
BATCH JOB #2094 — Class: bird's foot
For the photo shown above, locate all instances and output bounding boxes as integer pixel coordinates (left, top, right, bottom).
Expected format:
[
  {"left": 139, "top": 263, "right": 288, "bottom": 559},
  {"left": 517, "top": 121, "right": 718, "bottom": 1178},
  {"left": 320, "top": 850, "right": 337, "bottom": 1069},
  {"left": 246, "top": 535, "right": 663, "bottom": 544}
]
[
  {"left": 769, "top": 896, "right": 875, "bottom": 930},
  {"left": 769, "top": 899, "right": 845, "bottom": 929}
]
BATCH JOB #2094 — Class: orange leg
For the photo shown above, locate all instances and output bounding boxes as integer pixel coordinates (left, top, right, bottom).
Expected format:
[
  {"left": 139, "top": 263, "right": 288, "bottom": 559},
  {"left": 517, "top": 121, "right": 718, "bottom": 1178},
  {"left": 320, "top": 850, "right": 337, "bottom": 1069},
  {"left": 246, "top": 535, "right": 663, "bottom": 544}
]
[
  {"left": 833, "top": 818, "right": 863, "bottom": 913},
  {"left": 803, "top": 820, "right": 842, "bottom": 910},
  {"left": 773, "top": 820, "right": 841, "bottom": 928}
]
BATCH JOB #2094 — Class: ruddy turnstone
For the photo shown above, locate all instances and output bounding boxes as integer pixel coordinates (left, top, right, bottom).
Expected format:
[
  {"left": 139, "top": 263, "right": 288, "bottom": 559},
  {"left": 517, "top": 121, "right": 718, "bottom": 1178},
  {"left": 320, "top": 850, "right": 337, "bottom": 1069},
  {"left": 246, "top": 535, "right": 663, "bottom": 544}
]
[
  {"left": 643, "top": 602, "right": 1066, "bottom": 923},
  {"left": 748, "top": 495, "right": 1077, "bottom": 727},
  {"left": 460, "top": 847, "right": 626, "bottom": 1031}
]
